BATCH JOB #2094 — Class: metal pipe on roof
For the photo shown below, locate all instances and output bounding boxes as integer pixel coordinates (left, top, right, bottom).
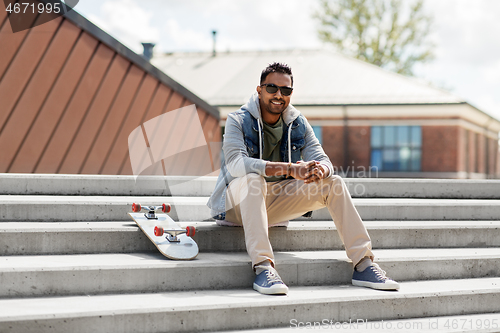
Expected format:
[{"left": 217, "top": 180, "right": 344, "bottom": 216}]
[
  {"left": 212, "top": 30, "right": 217, "bottom": 57},
  {"left": 142, "top": 43, "right": 155, "bottom": 61}
]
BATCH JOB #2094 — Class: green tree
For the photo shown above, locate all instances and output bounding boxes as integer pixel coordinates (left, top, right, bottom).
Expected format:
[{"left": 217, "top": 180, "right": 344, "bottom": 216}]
[{"left": 314, "top": 0, "right": 434, "bottom": 76}]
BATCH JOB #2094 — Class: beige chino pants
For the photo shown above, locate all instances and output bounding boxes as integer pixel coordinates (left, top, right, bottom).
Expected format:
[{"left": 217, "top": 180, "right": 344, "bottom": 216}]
[{"left": 225, "top": 173, "right": 374, "bottom": 268}]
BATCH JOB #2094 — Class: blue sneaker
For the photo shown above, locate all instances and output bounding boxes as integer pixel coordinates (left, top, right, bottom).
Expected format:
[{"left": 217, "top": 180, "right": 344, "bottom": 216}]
[
  {"left": 352, "top": 263, "right": 400, "bottom": 290},
  {"left": 253, "top": 268, "right": 289, "bottom": 295}
]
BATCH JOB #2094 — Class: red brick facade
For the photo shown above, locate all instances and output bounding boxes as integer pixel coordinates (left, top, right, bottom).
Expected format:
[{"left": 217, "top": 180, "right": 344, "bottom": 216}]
[
  {"left": 322, "top": 126, "right": 344, "bottom": 168},
  {"left": 421, "top": 126, "right": 459, "bottom": 173},
  {"left": 322, "top": 126, "right": 370, "bottom": 174},
  {"left": 348, "top": 126, "right": 371, "bottom": 170},
  {"left": 320, "top": 124, "right": 499, "bottom": 178}
]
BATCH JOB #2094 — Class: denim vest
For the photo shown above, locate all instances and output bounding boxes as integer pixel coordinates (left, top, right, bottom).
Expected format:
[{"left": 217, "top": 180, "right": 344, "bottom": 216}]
[{"left": 242, "top": 111, "right": 307, "bottom": 163}]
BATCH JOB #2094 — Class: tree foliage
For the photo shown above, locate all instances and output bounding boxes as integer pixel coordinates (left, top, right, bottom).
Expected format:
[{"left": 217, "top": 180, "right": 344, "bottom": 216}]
[{"left": 314, "top": 0, "right": 434, "bottom": 76}]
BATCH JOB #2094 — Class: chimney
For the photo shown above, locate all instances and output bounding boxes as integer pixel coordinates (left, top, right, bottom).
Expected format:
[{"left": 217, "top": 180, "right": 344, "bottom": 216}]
[
  {"left": 141, "top": 42, "right": 155, "bottom": 61},
  {"left": 212, "top": 30, "right": 217, "bottom": 57}
]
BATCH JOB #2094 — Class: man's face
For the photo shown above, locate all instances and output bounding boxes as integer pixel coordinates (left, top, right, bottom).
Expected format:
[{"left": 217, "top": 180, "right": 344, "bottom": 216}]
[{"left": 257, "top": 72, "right": 293, "bottom": 119}]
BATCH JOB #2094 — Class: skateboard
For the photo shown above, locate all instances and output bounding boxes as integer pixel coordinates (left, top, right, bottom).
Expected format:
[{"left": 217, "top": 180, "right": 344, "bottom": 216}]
[{"left": 128, "top": 203, "right": 198, "bottom": 260}]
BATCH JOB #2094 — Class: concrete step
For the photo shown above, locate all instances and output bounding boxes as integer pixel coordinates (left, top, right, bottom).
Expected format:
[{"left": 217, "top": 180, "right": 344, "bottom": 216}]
[
  {"left": 2, "top": 173, "right": 499, "bottom": 198},
  {"left": 1, "top": 195, "right": 500, "bottom": 222},
  {"left": 2, "top": 221, "right": 500, "bottom": 255},
  {"left": 1, "top": 248, "right": 499, "bottom": 297},
  {"left": 221, "top": 312, "right": 500, "bottom": 332},
  {"left": 0, "top": 174, "right": 214, "bottom": 196},
  {"left": 0, "top": 195, "right": 209, "bottom": 222},
  {"left": 0, "top": 222, "right": 154, "bottom": 255},
  {"left": 194, "top": 220, "right": 500, "bottom": 252},
  {"left": 1, "top": 278, "right": 499, "bottom": 332}
]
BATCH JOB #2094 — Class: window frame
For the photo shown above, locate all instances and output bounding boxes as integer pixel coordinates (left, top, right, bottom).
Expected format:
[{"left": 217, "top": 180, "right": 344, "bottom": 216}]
[{"left": 370, "top": 125, "right": 422, "bottom": 172}]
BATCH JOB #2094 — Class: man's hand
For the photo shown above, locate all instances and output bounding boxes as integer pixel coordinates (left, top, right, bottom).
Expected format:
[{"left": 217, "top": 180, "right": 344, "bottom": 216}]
[
  {"left": 289, "top": 160, "right": 316, "bottom": 180},
  {"left": 265, "top": 160, "right": 330, "bottom": 182},
  {"left": 290, "top": 161, "right": 329, "bottom": 183}
]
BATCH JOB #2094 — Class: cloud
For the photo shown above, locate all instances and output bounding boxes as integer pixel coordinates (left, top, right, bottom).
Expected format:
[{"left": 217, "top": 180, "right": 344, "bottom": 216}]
[
  {"left": 150, "top": 0, "right": 321, "bottom": 52},
  {"left": 425, "top": 0, "right": 500, "bottom": 66},
  {"left": 161, "top": 19, "right": 212, "bottom": 52},
  {"left": 87, "top": 0, "right": 160, "bottom": 53},
  {"left": 482, "top": 60, "right": 500, "bottom": 84}
]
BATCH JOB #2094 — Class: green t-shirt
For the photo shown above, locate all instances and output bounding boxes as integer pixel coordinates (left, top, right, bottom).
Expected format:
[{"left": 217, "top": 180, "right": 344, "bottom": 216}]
[{"left": 262, "top": 117, "right": 285, "bottom": 182}]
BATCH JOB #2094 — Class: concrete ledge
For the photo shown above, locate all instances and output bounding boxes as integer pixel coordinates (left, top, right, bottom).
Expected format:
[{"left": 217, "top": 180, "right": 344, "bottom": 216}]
[
  {"left": 0, "top": 222, "right": 155, "bottom": 255},
  {"left": 2, "top": 221, "right": 500, "bottom": 255},
  {"left": 1, "top": 174, "right": 500, "bottom": 198},
  {"left": 193, "top": 220, "right": 500, "bottom": 252},
  {"left": 346, "top": 178, "right": 500, "bottom": 199},
  {"left": 308, "top": 199, "right": 500, "bottom": 221},
  {"left": 0, "top": 195, "right": 210, "bottom": 222},
  {"left": 0, "top": 174, "right": 215, "bottom": 196},
  {"left": 222, "top": 313, "right": 500, "bottom": 332},
  {"left": 1, "top": 196, "right": 500, "bottom": 222},
  {"left": 1, "top": 249, "right": 500, "bottom": 297},
  {"left": 1, "top": 278, "right": 500, "bottom": 332}
]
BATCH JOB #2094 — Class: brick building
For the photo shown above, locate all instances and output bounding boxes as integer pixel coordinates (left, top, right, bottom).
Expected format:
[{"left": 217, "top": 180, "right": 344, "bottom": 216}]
[
  {"left": 0, "top": 2, "right": 220, "bottom": 176},
  {"left": 153, "top": 50, "right": 500, "bottom": 179}
]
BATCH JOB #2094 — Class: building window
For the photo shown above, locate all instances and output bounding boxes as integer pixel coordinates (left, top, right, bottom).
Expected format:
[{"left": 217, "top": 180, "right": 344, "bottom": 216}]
[
  {"left": 312, "top": 126, "right": 322, "bottom": 145},
  {"left": 371, "top": 126, "right": 421, "bottom": 171}
]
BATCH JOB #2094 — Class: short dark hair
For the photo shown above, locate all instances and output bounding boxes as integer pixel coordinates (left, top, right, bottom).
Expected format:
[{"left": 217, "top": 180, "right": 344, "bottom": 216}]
[{"left": 260, "top": 62, "right": 293, "bottom": 86}]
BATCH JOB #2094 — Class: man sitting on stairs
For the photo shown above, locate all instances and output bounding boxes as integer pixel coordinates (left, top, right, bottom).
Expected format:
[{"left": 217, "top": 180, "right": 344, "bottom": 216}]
[{"left": 207, "top": 62, "right": 399, "bottom": 295}]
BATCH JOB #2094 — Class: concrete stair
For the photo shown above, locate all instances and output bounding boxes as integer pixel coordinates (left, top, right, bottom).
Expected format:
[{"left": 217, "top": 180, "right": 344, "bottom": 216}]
[
  {"left": 222, "top": 312, "right": 500, "bottom": 332},
  {"left": 2, "top": 221, "right": 500, "bottom": 255},
  {"left": 2, "top": 248, "right": 500, "bottom": 297},
  {"left": 0, "top": 174, "right": 500, "bottom": 332},
  {"left": 2, "top": 279, "right": 500, "bottom": 333}
]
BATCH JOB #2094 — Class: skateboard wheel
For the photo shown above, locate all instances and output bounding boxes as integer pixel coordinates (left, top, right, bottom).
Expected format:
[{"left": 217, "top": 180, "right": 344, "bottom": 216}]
[
  {"left": 162, "top": 203, "right": 171, "bottom": 213},
  {"left": 154, "top": 226, "right": 164, "bottom": 237},
  {"left": 132, "top": 203, "right": 141, "bottom": 212},
  {"left": 186, "top": 226, "right": 195, "bottom": 237}
]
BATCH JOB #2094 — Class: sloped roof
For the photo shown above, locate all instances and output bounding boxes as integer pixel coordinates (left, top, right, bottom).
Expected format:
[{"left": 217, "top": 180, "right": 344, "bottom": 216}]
[
  {"left": 153, "top": 49, "right": 464, "bottom": 107},
  {"left": 0, "top": 1, "right": 220, "bottom": 175}
]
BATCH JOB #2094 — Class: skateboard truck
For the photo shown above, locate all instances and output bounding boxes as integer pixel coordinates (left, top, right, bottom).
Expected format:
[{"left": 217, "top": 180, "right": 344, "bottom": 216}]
[
  {"left": 132, "top": 203, "right": 171, "bottom": 220},
  {"left": 154, "top": 225, "right": 196, "bottom": 243},
  {"left": 131, "top": 203, "right": 196, "bottom": 244}
]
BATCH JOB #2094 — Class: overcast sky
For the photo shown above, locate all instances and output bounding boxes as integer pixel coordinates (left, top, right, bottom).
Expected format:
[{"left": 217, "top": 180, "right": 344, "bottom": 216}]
[{"left": 74, "top": 0, "right": 500, "bottom": 122}]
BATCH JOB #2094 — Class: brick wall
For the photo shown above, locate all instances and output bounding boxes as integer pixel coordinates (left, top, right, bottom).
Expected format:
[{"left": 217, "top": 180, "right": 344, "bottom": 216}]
[
  {"left": 457, "top": 127, "right": 467, "bottom": 173},
  {"left": 421, "top": 126, "right": 459, "bottom": 172},
  {"left": 488, "top": 137, "right": 499, "bottom": 177},
  {"left": 468, "top": 131, "right": 477, "bottom": 173},
  {"left": 322, "top": 126, "right": 344, "bottom": 169},
  {"left": 477, "top": 133, "right": 486, "bottom": 174},
  {"left": 323, "top": 124, "right": 499, "bottom": 177},
  {"left": 348, "top": 126, "right": 371, "bottom": 169},
  {"left": 497, "top": 145, "right": 500, "bottom": 176},
  {"left": 322, "top": 125, "right": 370, "bottom": 174}
]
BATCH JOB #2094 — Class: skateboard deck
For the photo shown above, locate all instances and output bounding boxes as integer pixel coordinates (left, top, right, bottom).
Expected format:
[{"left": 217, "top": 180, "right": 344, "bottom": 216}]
[{"left": 129, "top": 203, "right": 198, "bottom": 260}]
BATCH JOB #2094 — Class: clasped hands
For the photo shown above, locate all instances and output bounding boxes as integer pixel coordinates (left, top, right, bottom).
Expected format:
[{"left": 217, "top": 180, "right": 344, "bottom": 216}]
[
  {"left": 265, "top": 160, "right": 329, "bottom": 183},
  {"left": 289, "top": 160, "right": 328, "bottom": 184}
]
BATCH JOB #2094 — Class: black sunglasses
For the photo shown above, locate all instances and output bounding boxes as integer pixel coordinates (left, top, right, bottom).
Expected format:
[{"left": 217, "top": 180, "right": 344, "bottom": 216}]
[{"left": 261, "top": 83, "right": 293, "bottom": 96}]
